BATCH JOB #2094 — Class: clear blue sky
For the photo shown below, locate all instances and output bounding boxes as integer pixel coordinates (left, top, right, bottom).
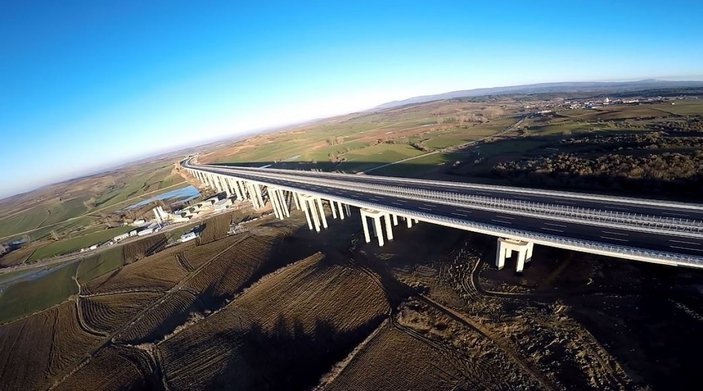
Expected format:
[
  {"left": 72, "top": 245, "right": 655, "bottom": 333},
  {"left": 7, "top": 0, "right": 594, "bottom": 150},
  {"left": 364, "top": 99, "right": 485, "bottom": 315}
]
[{"left": 1, "top": 1, "right": 702, "bottom": 198}]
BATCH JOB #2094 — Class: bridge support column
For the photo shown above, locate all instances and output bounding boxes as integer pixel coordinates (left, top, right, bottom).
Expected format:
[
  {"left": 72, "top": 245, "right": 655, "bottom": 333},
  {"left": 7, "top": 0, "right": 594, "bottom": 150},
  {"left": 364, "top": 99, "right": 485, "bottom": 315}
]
[
  {"left": 384, "top": 214, "right": 394, "bottom": 241},
  {"left": 230, "top": 178, "right": 243, "bottom": 200},
  {"left": 237, "top": 181, "right": 248, "bottom": 199},
  {"left": 330, "top": 200, "right": 337, "bottom": 219},
  {"left": 300, "top": 196, "right": 314, "bottom": 230},
  {"left": 246, "top": 183, "right": 261, "bottom": 209},
  {"left": 278, "top": 190, "right": 290, "bottom": 217},
  {"left": 299, "top": 195, "right": 325, "bottom": 232},
  {"left": 361, "top": 213, "right": 371, "bottom": 243},
  {"left": 406, "top": 216, "right": 413, "bottom": 228},
  {"left": 338, "top": 202, "right": 346, "bottom": 220},
  {"left": 316, "top": 198, "right": 328, "bottom": 229},
  {"left": 495, "top": 238, "right": 534, "bottom": 273},
  {"left": 292, "top": 192, "right": 301, "bottom": 210},
  {"left": 254, "top": 184, "right": 265, "bottom": 209},
  {"left": 360, "top": 208, "right": 388, "bottom": 246},
  {"left": 392, "top": 214, "right": 398, "bottom": 226},
  {"left": 269, "top": 188, "right": 282, "bottom": 219},
  {"left": 217, "top": 176, "right": 229, "bottom": 197},
  {"left": 210, "top": 175, "right": 219, "bottom": 192}
]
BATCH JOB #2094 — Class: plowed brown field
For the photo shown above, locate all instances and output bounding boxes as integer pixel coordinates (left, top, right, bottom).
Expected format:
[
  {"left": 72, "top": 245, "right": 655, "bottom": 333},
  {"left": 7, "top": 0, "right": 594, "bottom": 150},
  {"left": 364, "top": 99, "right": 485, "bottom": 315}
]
[
  {"left": 0, "top": 301, "right": 103, "bottom": 390},
  {"left": 159, "top": 253, "right": 390, "bottom": 390}
]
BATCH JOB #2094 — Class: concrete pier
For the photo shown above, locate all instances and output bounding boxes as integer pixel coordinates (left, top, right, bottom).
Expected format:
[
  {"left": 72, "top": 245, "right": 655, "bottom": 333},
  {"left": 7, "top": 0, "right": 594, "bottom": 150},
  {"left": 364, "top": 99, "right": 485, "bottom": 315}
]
[
  {"left": 360, "top": 208, "right": 393, "bottom": 246},
  {"left": 495, "top": 238, "right": 534, "bottom": 273},
  {"left": 299, "top": 194, "right": 327, "bottom": 232}
]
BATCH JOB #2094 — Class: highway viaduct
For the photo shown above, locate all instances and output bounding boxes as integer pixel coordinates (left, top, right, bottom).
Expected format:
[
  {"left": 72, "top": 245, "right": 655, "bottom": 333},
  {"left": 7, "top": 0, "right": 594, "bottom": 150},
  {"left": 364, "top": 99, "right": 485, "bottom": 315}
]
[{"left": 181, "top": 159, "right": 703, "bottom": 272}]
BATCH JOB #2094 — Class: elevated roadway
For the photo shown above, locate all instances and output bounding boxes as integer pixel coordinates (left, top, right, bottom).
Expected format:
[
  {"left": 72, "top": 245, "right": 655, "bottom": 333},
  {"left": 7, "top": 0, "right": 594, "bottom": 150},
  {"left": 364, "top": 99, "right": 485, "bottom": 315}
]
[{"left": 182, "top": 159, "right": 703, "bottom": 271}]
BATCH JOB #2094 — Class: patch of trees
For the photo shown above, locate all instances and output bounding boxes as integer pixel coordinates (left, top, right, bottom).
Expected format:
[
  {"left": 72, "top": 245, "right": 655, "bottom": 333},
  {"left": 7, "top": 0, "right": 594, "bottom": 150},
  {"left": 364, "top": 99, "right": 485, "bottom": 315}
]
[
  {"left": 562, "top": 131, "right": 703, "bottom": 150},
  {"left": 493, "top": 150, "right": 703, "bottom": 198}
]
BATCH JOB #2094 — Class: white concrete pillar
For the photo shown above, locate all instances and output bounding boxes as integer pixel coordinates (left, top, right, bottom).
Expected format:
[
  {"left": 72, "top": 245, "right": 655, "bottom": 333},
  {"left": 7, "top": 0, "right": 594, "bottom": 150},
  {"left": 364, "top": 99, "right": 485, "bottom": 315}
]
[
  {"left": 278, "top": 190, "right": 290, "bottom": 217},
  {"left": 495, "top": 238, "right": 506, "bottom": 270},
  {"left": 392, "top": 214, "right": 398, "bottom": 226},
  {"left": 384, "top": 214, "right": 393, "bottom": 241},
  {"left": 406, "top": 216, "right": 413, "bottom": 228},
  {"left": 516, "top": 251, "right": 527, "bottom": 273},
  {"left": 214, "top": 175, "right": 223, "bottom": 193},
  {"left": 231, "top": 179, "right": 243, "bottom": 199},
  {"left": 525, "top": 242, "right": 534, "bottom": 264},
  {"left": 361, "top": 215, "right": 371, "bottom": 243},
  {"left": 301, "top": 198, "right": 313, "bottom": 230},
  {"left": 316, "top": 198, "right": 328, "bottom": 229},
  {"left": 292, "top": 192, "right": 301, "bottom": 210},
  {"left": 345, "top": 204, "right": 351, "bottom": 216},
  {"left": 338, "top": 202, "right": 345, "bottom": 220},
  {"left": 247, "top": 183, "right": 260, "bottom": 208},
  {"left": 269, "top": 189, "right": 282, "bottom": 219},
  {"left": 495, "top": 238, "right": 534, "bottom": 272},
  {"left": 219, "top": 176, "right": 230, "bottom": 196},
  {"left": 254, "top": 184, "right": 265, "bottom": 208},
  {"left": 374, "top": 217, "right": 384, "bottom": 246},
  {"left": 330, "top": 200, "right": 337, "bottom": 219},
  {"left": 308, "top": 198, "right": 321, "bottom": 232},
  {"left": 371, "top": 218, "right": 379, "bottom": 237}
]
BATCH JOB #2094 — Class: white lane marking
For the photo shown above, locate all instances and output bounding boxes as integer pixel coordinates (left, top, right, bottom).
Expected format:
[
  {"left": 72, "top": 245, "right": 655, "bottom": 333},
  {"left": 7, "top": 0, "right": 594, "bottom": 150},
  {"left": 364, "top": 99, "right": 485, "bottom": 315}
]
[
  {"left": 496, "top": 215, "right": 514, "bottom": 220},
  {"left": 670, "top": 245, "right": 703, "bottom": 253},
  {"left": 601, "top": 230, "right": 629, "bottom": 237},
  {"left": 451, "top": 212, "right": 470, "bottom": 217},
  {"left": 391, "top": 201, "right": 405, "bottom": 206},
  {"left": 663, "top": 212, "right": 688, "bottom": 217},
  {"left": 395, "top": 199, "right": 407, "bottom": 203},
  {"left": 600, "top": 236, "right": 628, "bottom": 242},
  {"left": 669, "top": 239, "right": 700, "bottom": 246},
  {"left": 541, "top": 227, "right": 564, "bottom": 233},
  {"left": 418, "top": 206, "right": 434, "bottom": 211},
  {"left": 544, "top": 222, "right": 567, "bottom": 228},
  {"left": 491, "top": 219, "right": 512, "bottom": 225}
]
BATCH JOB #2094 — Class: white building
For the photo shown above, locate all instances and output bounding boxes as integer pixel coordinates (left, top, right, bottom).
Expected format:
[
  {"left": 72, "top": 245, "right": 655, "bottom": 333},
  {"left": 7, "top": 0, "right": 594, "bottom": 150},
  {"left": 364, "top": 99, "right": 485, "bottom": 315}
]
[
  {"left": 179, "top": 232, "right": 197, "bottom": 243},
  {"left": 137, "top": 228, "right": 154, "bottom": 236},
  {"left": 153, "top": 206, "right": 169, "bottom": 223},
  {"left": 113, "top": 233, "right": 130, "bottom": 242}
]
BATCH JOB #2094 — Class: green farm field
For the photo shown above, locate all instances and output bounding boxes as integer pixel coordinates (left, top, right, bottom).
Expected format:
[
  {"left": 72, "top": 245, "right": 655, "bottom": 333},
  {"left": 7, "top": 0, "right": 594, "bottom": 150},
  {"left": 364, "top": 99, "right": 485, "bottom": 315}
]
[{"left": 0, "top": 263, "right": 79, "bottom": 323}]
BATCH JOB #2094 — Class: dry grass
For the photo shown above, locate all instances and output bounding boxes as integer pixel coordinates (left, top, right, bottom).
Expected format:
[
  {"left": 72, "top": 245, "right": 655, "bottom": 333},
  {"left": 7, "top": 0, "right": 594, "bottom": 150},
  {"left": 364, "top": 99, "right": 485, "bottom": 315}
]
[
  {"left": 54, "top": 345, "right": 158, "bottom": 391},
  {"left": 85, "top": 246, "right": 187, "bottom": 294},
  {"left": 80, "top": 292, "right": 163, "bottom": 334}
]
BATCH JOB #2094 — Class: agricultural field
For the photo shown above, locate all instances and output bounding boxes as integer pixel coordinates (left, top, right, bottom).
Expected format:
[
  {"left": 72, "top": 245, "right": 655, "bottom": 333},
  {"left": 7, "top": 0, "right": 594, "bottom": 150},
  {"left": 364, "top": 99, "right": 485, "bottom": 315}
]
[
  {"left": 0, "top": 158, "right": 187, "bottom": 254},
  {"left": 0, "top": 262, "right": 79, "bottom": 323},
  {"left": 158, "top": 252, "right": 389, "bottom": 390},
  {"left": 28, "top": 226, "right": 133, "bottom": 261},
  {"left": 202, "top": 99, "right": 521, "bottom": 174},
  {"left": 0, "top": 301, "right": 104, "bottom": 390}
]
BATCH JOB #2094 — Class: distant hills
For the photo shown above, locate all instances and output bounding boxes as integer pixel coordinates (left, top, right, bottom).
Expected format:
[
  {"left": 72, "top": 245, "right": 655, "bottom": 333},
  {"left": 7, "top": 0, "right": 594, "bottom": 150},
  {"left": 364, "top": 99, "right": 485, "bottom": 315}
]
[{"left": 374, "top": 79, "right": 703, "bottom": 110}]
